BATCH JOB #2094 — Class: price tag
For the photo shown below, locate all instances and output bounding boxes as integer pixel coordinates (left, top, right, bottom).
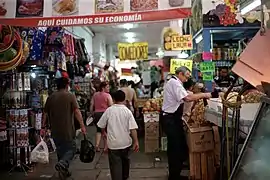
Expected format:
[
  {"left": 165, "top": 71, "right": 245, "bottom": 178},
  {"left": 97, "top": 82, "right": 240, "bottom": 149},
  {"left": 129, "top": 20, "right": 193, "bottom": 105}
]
[
  {"left": 200, "top": 62, "right": 215, "bottom": 72},
  {"left": 118, "top": 42, "right": 148, "bottom": 61},
  {"left": 202, "top": 72, "right": 213, "bottom": 81},
  {"left": 170, "top": 59, "right": 193, "bottom": 74}
]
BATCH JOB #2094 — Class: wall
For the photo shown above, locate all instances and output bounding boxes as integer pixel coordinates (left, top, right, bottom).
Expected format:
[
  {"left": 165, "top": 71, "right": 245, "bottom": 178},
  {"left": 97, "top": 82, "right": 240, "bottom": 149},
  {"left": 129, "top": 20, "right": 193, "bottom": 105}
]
[{"left": 65, "top": 26, "right": 93, "bottom": 57}]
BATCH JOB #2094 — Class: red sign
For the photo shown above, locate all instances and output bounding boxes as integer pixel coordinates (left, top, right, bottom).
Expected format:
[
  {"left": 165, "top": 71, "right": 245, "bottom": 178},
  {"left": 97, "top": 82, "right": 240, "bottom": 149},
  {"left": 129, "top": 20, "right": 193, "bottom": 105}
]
[{"left": 0, "top": 8, "right": 191, "bottom": 27}]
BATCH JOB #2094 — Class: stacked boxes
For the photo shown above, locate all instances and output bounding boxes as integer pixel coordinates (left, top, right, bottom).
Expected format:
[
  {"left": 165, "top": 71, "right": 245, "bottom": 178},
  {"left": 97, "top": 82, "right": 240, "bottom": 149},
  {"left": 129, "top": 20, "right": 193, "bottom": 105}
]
[{"left": 144, "top": 113, "right": 159, "bottom": 153}]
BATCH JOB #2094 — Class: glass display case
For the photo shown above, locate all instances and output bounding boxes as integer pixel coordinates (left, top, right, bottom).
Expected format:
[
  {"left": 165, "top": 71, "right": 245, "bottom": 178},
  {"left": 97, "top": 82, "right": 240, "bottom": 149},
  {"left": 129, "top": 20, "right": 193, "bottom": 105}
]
[{"left": 230, "top": 96, "right": 270, "bottom": 180}]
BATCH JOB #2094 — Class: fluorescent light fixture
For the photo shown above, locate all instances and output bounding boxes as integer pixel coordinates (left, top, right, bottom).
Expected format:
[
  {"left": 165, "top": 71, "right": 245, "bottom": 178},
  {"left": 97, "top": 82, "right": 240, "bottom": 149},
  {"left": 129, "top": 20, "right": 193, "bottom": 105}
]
[
  {"left": 124, "top": 32, "right": 136, "bottom": 38},
  {"left": 177, "top": 52, "right": 189, "bottom": 58},
  {"left": 122, "top": 23, "right": 134, "bottom": 30},
  {"left": 126, "top": 37, "right": 135, "bottom": 43},
  {"left": 241, "top": 0, "right": 261, "bottom": 15},
  {"left": 195, "top": 34, "right": 203, "bottom": 44}
]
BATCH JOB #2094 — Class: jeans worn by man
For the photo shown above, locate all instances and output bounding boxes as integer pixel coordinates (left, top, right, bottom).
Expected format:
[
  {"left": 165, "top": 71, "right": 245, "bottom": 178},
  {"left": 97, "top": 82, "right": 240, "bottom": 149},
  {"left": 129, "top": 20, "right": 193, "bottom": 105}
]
[{"left": 42, "top": 75, "right": 86, "bottom": 180}]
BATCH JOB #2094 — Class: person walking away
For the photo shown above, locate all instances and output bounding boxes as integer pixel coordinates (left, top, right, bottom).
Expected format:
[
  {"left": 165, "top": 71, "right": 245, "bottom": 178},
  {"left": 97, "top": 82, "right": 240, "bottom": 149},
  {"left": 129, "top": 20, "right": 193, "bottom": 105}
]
[
  {"left": 42, "top": 71, "right": 86, "bottom": 179},
  {"left": 90, "top": 81, "right": 113, "bottom": 152},
  {"left": 161, "top": 66, "right": 218, "bottom": 180},
  {"left": 120, "top": 79, "right": 137, "bottom": 114},
  {"left": 97, "top": 90, "right": 139, "bottom": 180}
]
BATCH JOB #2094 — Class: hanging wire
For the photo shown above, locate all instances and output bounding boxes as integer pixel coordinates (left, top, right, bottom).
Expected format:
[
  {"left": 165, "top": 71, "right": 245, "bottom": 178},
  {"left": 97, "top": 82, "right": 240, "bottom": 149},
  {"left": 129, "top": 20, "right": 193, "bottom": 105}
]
[{"left": 260, "top": 0, "right": 266, "bottom": 36}]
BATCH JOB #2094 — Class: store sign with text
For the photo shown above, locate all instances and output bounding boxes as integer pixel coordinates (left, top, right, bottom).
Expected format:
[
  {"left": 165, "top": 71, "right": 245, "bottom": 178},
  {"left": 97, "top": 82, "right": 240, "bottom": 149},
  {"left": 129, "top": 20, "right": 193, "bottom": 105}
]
[
  {"left": 0, "top": 0, "right": 191, "bottom": 27},
  {"left": 118, "top": 42, "right": 148, "bottom": 61},
  {"left": 170, "top": 59, "right": 193, "bottom": 74},
  {"left": 162, "top": 27, "right": 193, "bottom": 51}
]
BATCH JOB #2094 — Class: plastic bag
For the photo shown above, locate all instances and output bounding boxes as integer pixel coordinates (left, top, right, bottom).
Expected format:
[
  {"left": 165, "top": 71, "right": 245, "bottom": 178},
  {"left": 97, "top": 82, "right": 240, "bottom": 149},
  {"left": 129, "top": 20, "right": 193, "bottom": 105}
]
[
  {"left": 86, "top": 116, "right": 93, "bottom": 126},
  {"left": 30, "top": 138, "right": 49, "bottom": 164},
  {"left": 80, "top": 135, "right": 95, "bottom": 163}
]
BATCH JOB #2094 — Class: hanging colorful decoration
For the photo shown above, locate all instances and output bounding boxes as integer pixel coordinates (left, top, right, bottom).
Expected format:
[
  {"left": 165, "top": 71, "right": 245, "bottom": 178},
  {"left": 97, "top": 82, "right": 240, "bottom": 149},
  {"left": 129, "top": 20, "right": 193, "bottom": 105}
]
[{"left": 219, "top": 0, "right": 239, "bottom": 26}]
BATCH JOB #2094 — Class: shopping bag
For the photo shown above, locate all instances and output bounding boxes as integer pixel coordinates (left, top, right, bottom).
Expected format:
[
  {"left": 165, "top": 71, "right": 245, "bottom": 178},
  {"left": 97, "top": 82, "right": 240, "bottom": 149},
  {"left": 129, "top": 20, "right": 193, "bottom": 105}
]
[
  {"left": 30, "top": 137, "right": 49, "bottom": 164},
  {"left": 86, "top": 116, "right": 94, "bottom": 126},
  {"left": 80, "top": 135, "right": 95, "bottom": 163}
]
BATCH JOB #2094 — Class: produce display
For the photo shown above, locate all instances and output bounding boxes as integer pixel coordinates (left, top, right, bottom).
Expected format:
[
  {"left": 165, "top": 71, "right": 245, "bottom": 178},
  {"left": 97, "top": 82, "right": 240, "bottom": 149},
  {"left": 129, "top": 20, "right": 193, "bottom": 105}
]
[
  {"left": 220, "top": 91, "right": 264, "bottom": 104},
  {"left": 188, "top": 99, "right": 210, "bottom": 127},
  {"left": 142, "top": 98, "right": 162, "bottom": 113},
  {"left": 243, "top": 91, "right": 264, "bottom": 103}
]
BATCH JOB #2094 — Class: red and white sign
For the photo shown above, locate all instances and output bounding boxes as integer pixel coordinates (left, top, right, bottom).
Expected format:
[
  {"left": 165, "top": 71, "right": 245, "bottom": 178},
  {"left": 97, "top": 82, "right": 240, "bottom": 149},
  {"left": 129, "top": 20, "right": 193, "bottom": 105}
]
[{"left": 0, "top": 0, "right": 191, "bottom": 27}]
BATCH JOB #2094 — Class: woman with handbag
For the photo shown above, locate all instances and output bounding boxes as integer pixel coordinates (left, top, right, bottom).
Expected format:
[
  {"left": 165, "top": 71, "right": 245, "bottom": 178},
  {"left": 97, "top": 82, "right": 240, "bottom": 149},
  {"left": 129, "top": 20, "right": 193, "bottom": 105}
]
[{"left": 90, "top": 81, "right": 113, "bottom": 152}]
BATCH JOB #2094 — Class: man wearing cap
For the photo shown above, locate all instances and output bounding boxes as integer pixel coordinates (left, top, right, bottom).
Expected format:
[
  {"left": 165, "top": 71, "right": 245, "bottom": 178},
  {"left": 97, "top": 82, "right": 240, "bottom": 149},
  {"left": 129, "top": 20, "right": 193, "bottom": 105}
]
[
  {"left": 161, "top": 66, "right": 218, "bottom": 180},
  {"left": 42, "top": 70, "right": 86, "bottom": 179}
]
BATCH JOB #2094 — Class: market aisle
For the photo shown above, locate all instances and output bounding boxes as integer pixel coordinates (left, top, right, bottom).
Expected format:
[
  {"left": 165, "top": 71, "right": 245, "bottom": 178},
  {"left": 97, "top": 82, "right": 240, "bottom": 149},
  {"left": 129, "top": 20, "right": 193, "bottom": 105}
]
[{"left": 1, "top": 126, "right": 189, "bottom": 180}]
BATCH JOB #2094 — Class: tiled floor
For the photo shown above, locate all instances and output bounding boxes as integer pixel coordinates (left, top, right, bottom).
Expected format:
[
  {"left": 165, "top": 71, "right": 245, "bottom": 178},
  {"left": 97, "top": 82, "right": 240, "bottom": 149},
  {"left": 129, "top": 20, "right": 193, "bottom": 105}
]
[{"left": 0, "top": 126, "right": 189, "bottom": 180}]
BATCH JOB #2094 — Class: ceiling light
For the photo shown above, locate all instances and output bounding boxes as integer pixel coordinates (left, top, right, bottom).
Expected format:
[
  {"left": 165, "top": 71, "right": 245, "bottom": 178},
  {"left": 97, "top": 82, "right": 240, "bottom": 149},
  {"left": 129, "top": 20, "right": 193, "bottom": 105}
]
[
  {"left": 241, "top": 0, "right": 261, "bottom": 15},
  {"left": 126, "top": 37, "right": 135, "bottom": 43},
  {"left": 122, "top": 23, "right": 134, "bottom": 30},
  {"left": 124, "top": 32, "right": 136, "bottom": 38}
]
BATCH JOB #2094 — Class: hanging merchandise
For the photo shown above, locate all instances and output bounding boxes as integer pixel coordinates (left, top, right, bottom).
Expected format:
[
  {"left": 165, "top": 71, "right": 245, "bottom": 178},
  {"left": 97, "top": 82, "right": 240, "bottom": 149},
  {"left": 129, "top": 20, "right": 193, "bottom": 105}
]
[
  {"left": 0, "top": 25, "right": 24, "bottom": 71},
  {"left": 20, "top": 28, "right": 45, "bottom": 61},
  {"left": 45, "top": 27, "right": 65, "bottom": 47}
]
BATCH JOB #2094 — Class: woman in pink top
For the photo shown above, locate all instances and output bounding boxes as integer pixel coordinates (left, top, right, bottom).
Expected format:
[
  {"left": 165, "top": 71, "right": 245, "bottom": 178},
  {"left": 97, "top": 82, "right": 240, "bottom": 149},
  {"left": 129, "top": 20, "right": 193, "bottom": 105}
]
[{"left": 90, "top": 81, "right": 113, "bottom": 151}]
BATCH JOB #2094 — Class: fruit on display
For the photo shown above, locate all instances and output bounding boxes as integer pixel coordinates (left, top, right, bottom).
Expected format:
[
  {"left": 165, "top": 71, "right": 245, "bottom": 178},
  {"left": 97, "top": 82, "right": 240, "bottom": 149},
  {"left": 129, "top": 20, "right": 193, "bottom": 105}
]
[
  {"left": 243, "top": 91, "right": 264, "bottom": 103},
  {"left": 142, "top": 98, "right": 163, "bottom": 113}
]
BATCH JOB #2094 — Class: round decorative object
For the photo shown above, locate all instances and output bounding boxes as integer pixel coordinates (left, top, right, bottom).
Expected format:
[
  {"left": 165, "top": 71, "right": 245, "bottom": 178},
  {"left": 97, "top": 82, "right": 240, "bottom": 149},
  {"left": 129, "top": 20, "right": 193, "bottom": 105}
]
[{"left": 0, "top": 25, "right": 15, "bottom": 53}]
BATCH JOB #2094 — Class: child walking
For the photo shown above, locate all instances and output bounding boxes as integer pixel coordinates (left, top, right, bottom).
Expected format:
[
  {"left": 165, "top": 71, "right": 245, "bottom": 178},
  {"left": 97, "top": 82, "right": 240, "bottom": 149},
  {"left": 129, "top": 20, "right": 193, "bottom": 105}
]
[{"left": 97, "top": 90, "right": 139, "bottom": 180}]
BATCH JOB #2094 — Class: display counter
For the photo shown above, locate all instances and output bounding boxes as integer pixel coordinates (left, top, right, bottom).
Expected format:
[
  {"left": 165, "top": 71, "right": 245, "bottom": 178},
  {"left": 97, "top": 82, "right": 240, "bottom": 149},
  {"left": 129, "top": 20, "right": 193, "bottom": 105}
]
[
  {"left": 205, "top": 98, "right": 261, "bottom": 138},
  {"left": 230, "top": 96, "right": 270, "bottom": 180}
]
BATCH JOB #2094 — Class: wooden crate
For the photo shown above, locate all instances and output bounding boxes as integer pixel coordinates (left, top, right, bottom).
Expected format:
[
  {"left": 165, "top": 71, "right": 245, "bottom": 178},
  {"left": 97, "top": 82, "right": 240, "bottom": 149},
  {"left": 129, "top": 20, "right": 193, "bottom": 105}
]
[
  {"left": 189, "top": 151, "right": 216, "bottom": 180},
  {"left": 184, "top": 122, "right": 216, "bottom": 180}
]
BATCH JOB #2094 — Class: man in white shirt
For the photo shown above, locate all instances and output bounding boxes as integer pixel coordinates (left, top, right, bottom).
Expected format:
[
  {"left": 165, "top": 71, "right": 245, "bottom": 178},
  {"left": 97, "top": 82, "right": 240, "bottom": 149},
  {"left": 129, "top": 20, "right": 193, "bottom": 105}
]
[
  {"left": 161, "top": 66, "right": 218, "bottom": 180},
  {"left": 97, "top": 90, "right": 139, "bottom": 180}
]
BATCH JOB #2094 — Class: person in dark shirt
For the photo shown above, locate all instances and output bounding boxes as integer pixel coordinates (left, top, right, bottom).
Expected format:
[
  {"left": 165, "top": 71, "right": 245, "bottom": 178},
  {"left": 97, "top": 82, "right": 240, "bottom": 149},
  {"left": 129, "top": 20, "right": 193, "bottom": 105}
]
[{"left": 214, "top": 68, "right": 235, "bottom": 88}]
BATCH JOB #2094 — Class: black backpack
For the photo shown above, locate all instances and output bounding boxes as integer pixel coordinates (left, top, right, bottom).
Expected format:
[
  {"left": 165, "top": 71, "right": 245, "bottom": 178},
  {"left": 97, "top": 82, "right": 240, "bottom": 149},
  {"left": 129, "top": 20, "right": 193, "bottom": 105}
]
[{"left": 80, "top": 135, "right": 95, "bottom": 163}]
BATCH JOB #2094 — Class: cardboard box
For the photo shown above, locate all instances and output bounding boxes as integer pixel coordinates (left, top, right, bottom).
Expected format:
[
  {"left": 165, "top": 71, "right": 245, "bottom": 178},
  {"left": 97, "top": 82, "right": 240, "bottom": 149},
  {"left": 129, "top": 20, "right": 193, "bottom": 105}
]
[
  {"left": 143, "top": 113, "right": 159, "bottom": 123},
  {"left": 144, "top": 122, "right": 159, "bottom": 140},
  {"left": 186, "top": 126, "right": 214, "bottom": 153},
  {"left": 145, "top": 139, "right": 159, "bottom": 153}
]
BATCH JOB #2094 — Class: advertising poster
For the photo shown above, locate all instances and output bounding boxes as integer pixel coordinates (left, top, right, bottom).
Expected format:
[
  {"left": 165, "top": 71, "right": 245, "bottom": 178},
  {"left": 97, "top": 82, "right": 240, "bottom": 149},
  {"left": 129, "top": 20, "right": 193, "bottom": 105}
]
[
  {"left": 15, "top": 0, "right": 44, "bottom": 17},
  {"left": 0, "top": 0, "right": 192, "bottom": 27},
  {"left": 95, "top": 0, "right": 124, "bottom": 14},
  {"left": 52, "top": 0, "right": 79, "bottom": 16}
]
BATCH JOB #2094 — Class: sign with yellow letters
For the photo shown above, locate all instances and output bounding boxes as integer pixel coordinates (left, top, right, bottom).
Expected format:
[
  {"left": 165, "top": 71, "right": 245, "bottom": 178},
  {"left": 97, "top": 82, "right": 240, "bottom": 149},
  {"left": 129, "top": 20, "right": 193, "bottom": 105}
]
[
  {"left": 170, "top": 59, "right": 193, "bottom": 74},
  {"left": 118, "top": 42, "right": 148, "bottom": 61}
]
